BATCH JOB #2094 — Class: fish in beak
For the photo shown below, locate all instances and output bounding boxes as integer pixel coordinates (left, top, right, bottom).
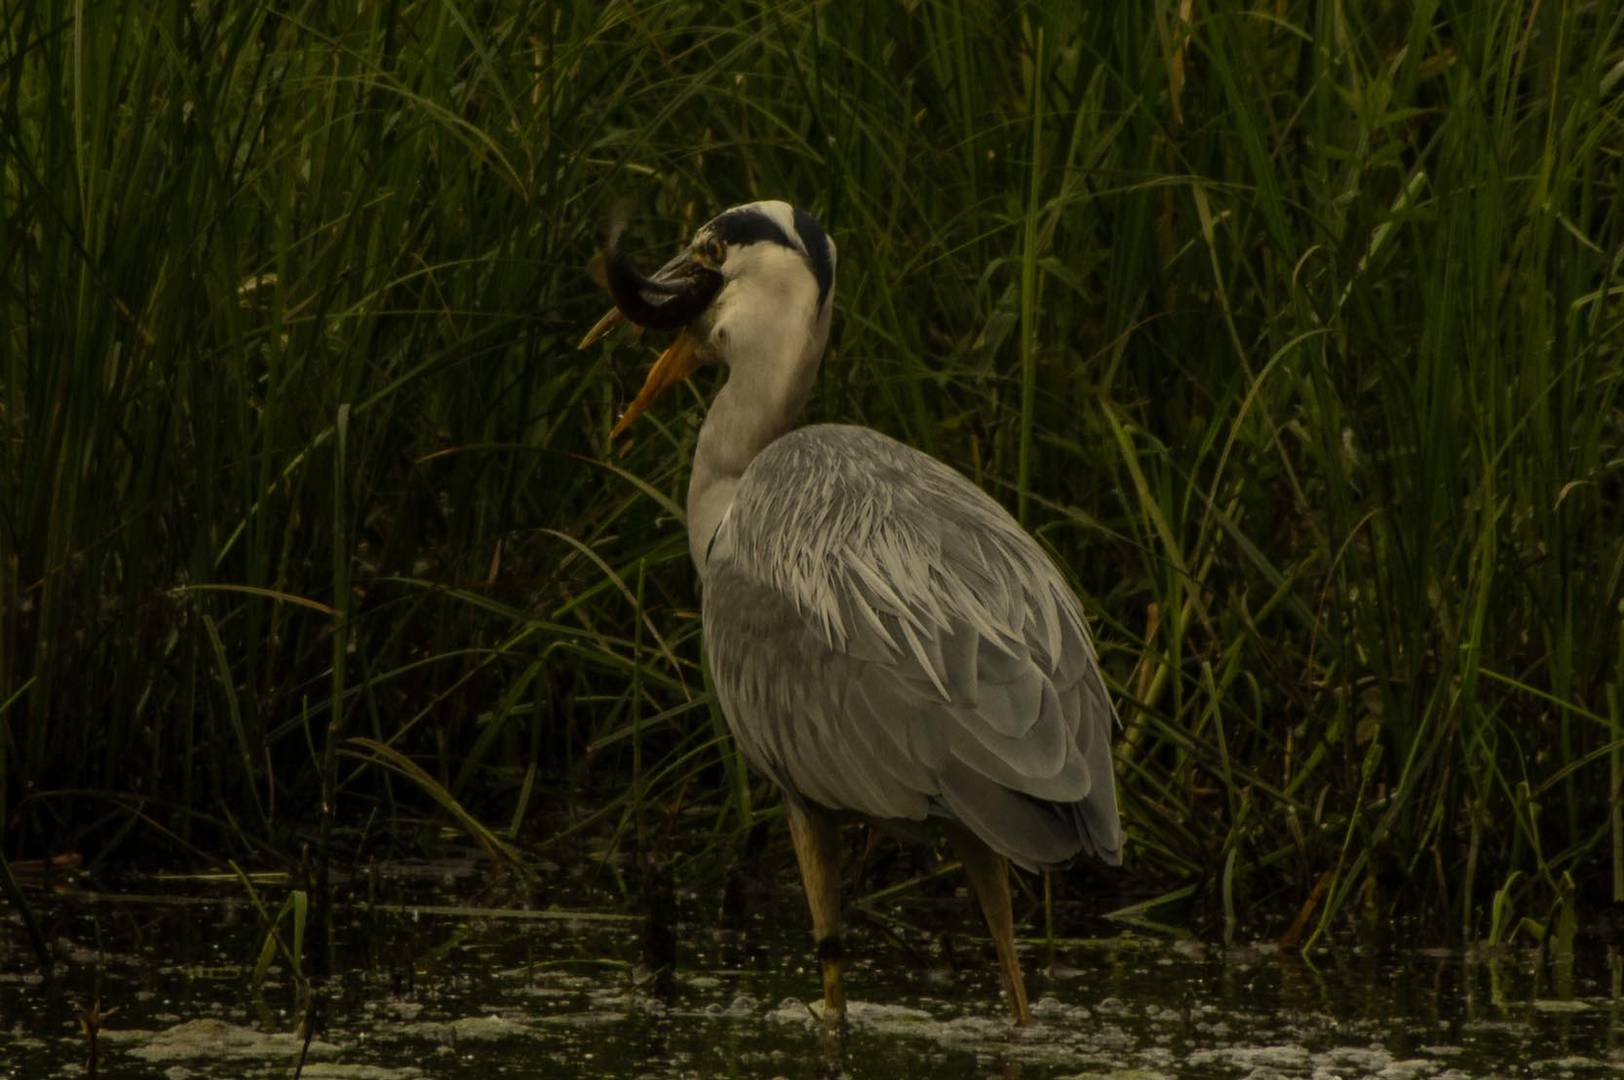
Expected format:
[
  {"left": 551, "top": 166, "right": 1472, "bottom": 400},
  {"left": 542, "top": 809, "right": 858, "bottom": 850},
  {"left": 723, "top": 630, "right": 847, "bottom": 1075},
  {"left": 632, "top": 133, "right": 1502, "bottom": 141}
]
[{"left": 578, "top": 211, "right": 722, "bottom": 436}]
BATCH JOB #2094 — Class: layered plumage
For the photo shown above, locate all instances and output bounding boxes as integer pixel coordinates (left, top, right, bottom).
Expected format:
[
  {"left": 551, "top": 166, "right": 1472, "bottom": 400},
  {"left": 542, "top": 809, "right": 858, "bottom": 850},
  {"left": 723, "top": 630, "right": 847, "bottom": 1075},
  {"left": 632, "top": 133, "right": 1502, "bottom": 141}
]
[{"left": 704, "top": 423, "right": 1122, "bottom": 871}]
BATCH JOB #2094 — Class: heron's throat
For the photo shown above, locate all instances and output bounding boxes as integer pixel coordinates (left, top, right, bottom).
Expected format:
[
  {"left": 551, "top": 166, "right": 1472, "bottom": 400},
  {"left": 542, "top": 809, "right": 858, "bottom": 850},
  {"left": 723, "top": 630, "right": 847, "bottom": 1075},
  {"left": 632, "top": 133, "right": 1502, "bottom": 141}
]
[{"left": 686, "top": 360, "right": 816, "bottom": 574}]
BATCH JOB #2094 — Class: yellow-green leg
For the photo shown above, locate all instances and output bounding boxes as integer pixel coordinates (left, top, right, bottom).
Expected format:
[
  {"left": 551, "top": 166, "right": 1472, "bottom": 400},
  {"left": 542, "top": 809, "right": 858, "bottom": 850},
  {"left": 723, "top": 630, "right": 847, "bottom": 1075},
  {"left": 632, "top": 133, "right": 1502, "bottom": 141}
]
[
  {"left": 786, "top": 801, "right": 846, "bottom": 1021},
  {"left": 946, "top": 822, "right": 1031, "bottom": 1026}
]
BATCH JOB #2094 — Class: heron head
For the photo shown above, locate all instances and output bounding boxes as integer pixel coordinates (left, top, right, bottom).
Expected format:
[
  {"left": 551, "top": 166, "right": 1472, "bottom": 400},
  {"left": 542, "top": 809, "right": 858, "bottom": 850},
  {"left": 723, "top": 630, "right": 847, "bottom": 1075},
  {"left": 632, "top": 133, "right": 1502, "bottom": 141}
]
[{"left": 580, "top": 200, "right": 837, "bottom": 437}]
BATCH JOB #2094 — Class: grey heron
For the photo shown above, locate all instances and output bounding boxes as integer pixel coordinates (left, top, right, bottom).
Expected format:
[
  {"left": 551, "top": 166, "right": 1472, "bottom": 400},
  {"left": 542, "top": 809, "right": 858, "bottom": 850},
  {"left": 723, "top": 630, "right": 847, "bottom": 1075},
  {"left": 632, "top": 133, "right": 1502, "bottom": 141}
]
[{"left": 580, "top": 200, "right": 1123, "bottom": 1026}]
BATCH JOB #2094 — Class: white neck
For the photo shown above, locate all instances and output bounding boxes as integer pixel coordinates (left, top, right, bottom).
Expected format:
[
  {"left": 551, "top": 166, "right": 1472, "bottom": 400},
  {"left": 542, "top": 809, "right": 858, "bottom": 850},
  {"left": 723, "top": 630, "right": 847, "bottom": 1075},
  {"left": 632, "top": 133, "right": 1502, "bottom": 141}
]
[
  {"left": 685, "top": 244, "right": 830, "bottom": 574},
  {"left": 686, "top": 364, "right": 812, "bottom": 570}
]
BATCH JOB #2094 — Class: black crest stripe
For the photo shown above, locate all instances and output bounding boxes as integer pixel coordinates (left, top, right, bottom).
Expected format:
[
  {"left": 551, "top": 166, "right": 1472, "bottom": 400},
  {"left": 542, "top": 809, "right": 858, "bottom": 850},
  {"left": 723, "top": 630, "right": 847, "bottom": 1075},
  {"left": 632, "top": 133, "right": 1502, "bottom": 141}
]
[
  {"left": 710, "top": 208, "right": 794, "bottom": 250},
  {"left": 707, "top": 206, "right": 834, "bottom": 307},
  {"left": 793, "top": 207, "right": 834, "bottom": 306}
]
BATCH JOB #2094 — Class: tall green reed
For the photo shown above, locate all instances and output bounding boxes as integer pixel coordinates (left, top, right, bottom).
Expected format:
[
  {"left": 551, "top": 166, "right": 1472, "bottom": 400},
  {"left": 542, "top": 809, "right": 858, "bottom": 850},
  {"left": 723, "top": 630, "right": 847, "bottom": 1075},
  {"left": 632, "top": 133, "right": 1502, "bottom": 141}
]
[{"left": 0, "top": 0, "right": 1619, "bottom": 943}]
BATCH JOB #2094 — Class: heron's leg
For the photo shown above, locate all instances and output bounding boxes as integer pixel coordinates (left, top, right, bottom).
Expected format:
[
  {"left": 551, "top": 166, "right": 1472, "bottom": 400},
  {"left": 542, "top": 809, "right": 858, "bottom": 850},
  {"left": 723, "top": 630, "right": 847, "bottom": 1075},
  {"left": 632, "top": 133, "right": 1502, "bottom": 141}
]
[
  {"left": 946, "top": 823, "right": 1031, "bottom": 1027},
  {"left": 786, "top": 800, "right": 845, "bottom": 1021}
]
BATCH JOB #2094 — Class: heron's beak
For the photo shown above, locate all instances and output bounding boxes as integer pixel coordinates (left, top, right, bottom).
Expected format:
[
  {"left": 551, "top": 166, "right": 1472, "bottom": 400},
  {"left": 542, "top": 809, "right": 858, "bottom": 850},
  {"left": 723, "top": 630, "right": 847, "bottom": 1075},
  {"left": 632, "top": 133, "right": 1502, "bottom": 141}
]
[
  {"left": 579, "top": 209, "right": 723, "bottom": 435},
  {"left": 576, "top": 305, "right": 625, "bottom": 350},
  {"left": 609, "top": 329, "right": 704, "bottom": 438}
]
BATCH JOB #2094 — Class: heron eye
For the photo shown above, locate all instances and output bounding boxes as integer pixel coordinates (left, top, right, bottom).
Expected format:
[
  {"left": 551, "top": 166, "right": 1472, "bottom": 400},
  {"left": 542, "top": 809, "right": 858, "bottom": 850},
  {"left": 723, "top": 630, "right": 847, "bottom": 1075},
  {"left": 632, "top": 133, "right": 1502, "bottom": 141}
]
[{"left": 698, "top": 238, "right": 726, "bottom": 266}]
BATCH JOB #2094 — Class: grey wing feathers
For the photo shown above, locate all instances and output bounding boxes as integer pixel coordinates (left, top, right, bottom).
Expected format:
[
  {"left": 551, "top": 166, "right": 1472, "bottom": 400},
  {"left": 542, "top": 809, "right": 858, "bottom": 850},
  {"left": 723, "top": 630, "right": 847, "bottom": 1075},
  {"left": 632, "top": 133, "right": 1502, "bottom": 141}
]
[{"left": 702, "top": 423, "right": 1123, "bottom": 870}]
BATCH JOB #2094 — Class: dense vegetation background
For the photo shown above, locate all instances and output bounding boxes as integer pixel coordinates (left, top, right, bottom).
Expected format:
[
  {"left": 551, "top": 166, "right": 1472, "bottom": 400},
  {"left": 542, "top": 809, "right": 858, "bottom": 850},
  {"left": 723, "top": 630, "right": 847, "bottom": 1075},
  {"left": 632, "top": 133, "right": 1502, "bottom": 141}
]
[{"left": 2, "top": 1, "right": 1620, "bottom": 946}]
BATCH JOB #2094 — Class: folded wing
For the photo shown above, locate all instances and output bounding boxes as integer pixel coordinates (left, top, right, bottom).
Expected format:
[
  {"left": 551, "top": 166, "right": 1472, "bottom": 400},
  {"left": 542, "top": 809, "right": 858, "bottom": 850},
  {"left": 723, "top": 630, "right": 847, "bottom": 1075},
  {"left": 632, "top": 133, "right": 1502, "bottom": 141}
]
[{"left": 702, "top": 424, "right": 1123, "bottom": 871}]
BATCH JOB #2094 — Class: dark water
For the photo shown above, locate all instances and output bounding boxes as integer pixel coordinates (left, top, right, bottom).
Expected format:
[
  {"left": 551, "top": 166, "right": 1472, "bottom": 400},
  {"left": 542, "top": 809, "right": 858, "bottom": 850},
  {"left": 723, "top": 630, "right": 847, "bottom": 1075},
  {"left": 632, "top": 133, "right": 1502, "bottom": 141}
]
[{"left": 3, "top": 862, "right": 1622, "bottom": 1079}]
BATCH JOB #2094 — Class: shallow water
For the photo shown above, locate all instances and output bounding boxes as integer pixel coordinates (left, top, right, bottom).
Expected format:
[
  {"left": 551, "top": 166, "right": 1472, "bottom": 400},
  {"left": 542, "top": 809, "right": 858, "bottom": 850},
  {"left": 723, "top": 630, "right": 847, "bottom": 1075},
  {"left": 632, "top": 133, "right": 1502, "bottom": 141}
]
[{"left": 3, "top": 863, "right": 1623, "bottom": 1079}]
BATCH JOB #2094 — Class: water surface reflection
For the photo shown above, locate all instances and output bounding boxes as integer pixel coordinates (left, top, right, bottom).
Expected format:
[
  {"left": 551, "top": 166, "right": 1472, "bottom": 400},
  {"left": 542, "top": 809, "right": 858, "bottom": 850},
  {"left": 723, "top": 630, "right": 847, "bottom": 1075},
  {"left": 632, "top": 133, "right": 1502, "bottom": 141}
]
[{"left": 3, "top": 867, "right": 1621, "bottom": 1078}]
